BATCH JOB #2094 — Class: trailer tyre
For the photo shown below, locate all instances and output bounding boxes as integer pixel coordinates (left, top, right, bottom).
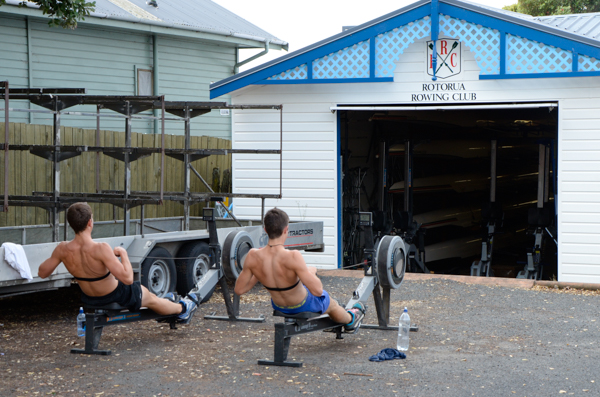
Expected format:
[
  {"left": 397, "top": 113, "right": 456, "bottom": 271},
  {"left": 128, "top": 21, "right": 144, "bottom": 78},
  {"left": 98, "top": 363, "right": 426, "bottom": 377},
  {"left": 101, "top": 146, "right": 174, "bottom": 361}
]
[
  {"left": 376, "top": 235, "right": 406, "bottom": 289},
  {"left": 222, "top": 231, "right": 254, "bottom": 281},
  {"left": 141, "top": 247, "right": 176, "bottom": 298},
  {"left": 175, "top": 241, "right": 214, "bottom": 302}
]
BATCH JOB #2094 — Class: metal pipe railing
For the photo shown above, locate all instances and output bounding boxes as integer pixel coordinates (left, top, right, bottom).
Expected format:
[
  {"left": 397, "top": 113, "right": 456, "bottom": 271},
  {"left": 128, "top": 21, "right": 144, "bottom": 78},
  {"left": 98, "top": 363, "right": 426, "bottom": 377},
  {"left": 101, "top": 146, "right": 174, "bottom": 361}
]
[{"left": 0, "top": 83, "right": 284, "bottom": 236}]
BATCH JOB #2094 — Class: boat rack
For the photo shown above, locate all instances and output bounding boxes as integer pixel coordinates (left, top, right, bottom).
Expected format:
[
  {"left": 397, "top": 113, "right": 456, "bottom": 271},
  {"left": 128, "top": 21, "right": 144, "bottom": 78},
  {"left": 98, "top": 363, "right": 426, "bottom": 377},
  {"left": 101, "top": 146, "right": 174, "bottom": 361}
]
[{"left": 0, "top": 81, "right": 283, "bottom": 241}]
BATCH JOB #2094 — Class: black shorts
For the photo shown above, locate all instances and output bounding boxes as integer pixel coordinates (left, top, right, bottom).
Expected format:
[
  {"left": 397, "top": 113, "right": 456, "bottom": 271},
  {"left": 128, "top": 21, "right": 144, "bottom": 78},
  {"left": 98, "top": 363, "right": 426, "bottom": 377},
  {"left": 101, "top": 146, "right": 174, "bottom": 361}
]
[{"left": 81, "top": 281, "right": 143, "bottom": 311}]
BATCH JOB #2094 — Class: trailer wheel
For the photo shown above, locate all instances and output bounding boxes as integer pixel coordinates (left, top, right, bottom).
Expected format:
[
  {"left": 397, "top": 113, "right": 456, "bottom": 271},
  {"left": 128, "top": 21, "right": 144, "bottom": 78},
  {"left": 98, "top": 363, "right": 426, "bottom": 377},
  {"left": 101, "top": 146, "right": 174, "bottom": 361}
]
[
  {"left": 175, "top": 241, "right": 215, "bottom": 302},
  {"left": 141, "top": 247, "right": 177, "bottom": 298},
  {"left": 376, "top": 235, "right": 406, "bottom": 289},
  {"left": 222, "top": 231, "right": 254, "bottom": 281}
]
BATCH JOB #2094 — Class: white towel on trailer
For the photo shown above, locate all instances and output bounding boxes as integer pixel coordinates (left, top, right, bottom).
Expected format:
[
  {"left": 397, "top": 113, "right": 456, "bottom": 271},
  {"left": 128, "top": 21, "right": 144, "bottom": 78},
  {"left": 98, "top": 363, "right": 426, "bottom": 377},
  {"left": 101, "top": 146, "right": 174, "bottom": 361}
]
[{"left": 2, "top": 242, "right": 33, "bottom": 281}]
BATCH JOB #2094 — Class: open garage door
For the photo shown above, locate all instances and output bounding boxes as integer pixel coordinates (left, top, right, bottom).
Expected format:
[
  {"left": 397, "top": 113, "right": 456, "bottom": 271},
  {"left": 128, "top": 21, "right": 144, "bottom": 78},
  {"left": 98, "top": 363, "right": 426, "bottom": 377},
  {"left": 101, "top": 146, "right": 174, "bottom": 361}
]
[{"left": 336, "top": 102, "right": 558, "bottom": 280}]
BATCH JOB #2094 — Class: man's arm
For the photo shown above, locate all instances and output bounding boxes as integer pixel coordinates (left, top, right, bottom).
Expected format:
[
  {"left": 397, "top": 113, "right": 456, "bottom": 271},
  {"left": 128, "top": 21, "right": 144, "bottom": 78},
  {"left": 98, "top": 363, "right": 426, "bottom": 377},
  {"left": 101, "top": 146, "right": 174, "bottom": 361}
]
[
  {"left": 98, "top": 244, "right": 134, "bottom": 285},
  {"left": 38, "top": 244, "right": 64, "bottom": 279},
  {"left": 234, "top": 250, "right": 259, "bottom": 295},
  {"left": 289, "top": 251, "right": 323, "bottom": 297}
]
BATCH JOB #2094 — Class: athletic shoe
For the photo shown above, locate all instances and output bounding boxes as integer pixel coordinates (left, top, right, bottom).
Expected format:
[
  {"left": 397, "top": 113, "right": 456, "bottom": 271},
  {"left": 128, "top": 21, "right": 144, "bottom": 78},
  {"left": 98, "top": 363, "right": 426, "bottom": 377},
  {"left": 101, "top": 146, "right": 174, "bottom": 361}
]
[
  {"left": 187, "top": 292, "right": 200, "bottom": 305},
  {"left": 177, "top": 296, "right": 198, "bottom": 324},
  {"left": 164, "top": 292, "right": 180, "bottom": 303},
  {"left": 344, "top": 302, "right": 366, "bottom": 332}
]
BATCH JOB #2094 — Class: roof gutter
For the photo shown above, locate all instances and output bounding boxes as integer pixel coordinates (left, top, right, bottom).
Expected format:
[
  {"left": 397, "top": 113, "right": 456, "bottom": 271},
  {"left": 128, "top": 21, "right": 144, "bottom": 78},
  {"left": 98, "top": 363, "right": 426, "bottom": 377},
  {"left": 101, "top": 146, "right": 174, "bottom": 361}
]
[
  {"left": 2, "top": 0, "right": 288, "bottom": 48},
  {"left": 234, "top": 40, "right": 270, "bottom": 74}
]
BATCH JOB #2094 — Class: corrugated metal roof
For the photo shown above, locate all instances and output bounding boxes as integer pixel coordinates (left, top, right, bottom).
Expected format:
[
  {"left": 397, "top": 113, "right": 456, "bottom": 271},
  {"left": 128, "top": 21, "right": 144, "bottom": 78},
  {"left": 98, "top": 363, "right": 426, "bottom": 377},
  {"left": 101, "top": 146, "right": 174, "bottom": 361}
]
[
  {"left": 4, "top": 0, "right": 287, "bottom": 47},
  {"left": 535, "top": 13, "right": 600, "bottom": 40}
]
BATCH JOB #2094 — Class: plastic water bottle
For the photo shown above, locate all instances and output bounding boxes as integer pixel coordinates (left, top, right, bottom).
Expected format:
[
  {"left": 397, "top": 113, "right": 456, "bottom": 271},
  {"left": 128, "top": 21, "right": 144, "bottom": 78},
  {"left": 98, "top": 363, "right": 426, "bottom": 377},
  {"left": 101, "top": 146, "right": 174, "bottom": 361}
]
[
  {"left": 77, "top": 307, "right": 86, "bottom": 337},
  {"left": 397, "top": 307, "right": 410, "bottom": 351}
]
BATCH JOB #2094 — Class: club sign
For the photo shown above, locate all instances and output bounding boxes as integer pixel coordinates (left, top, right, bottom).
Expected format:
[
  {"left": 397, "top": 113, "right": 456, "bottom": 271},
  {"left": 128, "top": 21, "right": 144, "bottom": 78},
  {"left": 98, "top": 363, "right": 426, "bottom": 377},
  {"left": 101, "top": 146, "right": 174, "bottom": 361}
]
[{"left": 427, "top": 38, "right": 461, "bottom": 79}]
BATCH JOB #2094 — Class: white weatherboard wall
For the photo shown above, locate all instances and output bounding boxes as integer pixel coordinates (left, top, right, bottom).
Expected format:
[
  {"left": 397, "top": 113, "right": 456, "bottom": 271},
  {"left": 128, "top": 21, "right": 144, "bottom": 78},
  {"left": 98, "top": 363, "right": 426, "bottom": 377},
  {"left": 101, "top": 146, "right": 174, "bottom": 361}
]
[
  {"left": 231, "top": 106, "right": 338, "bottom": 268},
  {"left": 229, "top": 39, "right": 600, "bottom": 282}
]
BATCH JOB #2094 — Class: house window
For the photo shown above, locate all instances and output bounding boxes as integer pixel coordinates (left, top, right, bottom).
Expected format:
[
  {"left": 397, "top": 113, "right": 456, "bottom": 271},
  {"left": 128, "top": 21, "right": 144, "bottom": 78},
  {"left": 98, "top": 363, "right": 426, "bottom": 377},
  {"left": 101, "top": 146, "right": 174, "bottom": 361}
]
[{"left": 137, "top": 68, "right": 153, "bottom": 96}]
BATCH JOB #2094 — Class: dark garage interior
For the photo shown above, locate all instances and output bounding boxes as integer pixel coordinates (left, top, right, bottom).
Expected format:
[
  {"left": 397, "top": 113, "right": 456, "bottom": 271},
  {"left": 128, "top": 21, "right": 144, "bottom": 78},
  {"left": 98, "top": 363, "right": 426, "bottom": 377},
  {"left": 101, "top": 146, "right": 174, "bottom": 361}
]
[{"left": 340, "top": 103, "right": 558, "bottom": 279}]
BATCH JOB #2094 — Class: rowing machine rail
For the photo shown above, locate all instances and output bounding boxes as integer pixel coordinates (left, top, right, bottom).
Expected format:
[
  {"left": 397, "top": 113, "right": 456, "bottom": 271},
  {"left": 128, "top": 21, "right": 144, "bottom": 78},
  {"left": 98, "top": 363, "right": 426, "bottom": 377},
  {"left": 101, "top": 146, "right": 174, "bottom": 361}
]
[
  {"left": 257, "top": 311, "right": 345, "bottom": 367},
  {"left": 70, "top": 303, "right": 178, "bottom": 355}
]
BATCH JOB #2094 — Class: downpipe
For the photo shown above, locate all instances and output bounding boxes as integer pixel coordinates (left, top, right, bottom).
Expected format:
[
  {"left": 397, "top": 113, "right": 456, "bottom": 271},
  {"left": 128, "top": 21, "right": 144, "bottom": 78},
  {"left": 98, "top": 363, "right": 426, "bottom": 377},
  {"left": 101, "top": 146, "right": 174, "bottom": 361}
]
[{"left": 234, "top": 40, "right": 270, "bottom": 74}]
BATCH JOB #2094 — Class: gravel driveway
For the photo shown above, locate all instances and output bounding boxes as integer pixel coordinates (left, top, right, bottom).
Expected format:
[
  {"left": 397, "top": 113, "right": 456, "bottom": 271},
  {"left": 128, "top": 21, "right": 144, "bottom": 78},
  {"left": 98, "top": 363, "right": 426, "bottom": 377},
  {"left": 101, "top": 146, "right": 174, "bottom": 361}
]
[{"left": 1, "top": 271, "right": 599, "bottom": 396}]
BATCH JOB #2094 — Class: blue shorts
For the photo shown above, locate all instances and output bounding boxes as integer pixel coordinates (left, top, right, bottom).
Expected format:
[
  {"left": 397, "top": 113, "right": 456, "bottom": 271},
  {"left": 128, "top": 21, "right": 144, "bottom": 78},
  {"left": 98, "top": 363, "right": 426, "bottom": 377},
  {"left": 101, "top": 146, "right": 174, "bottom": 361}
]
[{"left": 271, "top": 286, "right": 331, "bottom": 314}]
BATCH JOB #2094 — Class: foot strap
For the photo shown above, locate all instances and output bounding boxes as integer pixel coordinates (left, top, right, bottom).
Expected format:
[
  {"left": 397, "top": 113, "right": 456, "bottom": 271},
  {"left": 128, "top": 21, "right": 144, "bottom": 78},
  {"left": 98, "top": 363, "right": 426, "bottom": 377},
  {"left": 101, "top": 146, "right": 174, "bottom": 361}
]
[
  {"left": 187, "top": 293, "right": 200, "bottom": 305},
  {"left": 346, "top": 311, "right": 356, "bottom": 326}
]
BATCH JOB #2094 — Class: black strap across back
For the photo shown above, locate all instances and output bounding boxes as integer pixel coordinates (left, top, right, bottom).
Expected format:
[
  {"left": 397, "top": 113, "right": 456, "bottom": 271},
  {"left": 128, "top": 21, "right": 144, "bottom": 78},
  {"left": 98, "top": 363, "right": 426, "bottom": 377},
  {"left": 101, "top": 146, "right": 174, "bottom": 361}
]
[
  {"left": 264, "top": 279, "right": 300, "bottom": 292},
  {"left": 73, "top": 271, "right": 111, "bottom": 282}
]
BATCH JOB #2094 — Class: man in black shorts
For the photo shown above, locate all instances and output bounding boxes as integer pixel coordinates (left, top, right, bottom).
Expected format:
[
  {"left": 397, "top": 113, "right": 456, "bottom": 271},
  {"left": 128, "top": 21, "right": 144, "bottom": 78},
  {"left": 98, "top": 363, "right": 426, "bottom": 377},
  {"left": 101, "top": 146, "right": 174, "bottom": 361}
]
[{"left": 38, "top": 202, "right": 197, "bottom": 323}]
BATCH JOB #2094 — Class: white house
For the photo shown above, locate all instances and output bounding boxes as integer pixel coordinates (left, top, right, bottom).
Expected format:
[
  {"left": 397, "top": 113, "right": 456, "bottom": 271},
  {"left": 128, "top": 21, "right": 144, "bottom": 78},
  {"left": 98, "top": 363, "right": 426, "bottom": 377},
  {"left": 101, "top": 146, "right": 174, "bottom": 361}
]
[{"left": 209, "top": 0, "right": 600, "bottom": 283}]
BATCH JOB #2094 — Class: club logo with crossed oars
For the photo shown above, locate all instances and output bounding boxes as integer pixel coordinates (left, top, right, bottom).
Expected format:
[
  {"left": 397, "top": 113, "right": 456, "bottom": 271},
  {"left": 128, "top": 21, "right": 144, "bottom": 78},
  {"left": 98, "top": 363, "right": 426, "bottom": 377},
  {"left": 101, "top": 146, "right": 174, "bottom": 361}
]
[{"left": 427, "top": 40, "right": 461, "bottom": 78}]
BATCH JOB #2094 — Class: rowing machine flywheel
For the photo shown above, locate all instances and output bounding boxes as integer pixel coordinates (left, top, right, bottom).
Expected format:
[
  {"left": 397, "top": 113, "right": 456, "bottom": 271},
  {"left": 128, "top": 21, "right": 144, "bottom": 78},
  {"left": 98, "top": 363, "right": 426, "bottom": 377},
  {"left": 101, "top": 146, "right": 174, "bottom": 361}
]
[
  {"left": 375, "top": 235, "right": 407, "bottom": 289},
  {"left": 222, "top": 230, "right": 254, "bottom": 281}
]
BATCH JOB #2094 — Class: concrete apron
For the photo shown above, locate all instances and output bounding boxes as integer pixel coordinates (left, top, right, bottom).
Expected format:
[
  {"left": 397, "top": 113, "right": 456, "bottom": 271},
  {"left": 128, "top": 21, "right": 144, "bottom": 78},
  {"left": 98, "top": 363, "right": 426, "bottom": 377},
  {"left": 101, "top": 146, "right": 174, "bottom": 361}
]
[{"left": 319, "top": 270, "right": 600, "bottom": 291}]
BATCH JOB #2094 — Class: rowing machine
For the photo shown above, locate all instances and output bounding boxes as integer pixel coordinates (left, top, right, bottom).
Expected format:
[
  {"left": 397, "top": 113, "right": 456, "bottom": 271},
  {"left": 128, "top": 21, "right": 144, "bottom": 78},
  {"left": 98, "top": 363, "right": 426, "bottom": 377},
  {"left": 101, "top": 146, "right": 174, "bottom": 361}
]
[
  {"left": 257, "top": 212, "right": 416, "bottom": 367},
  {"left": 193, "top": 205, "right": 265, "bottom": 323},
  {"left": 518, "top": 143, "right": 555, "bottom": 280}
]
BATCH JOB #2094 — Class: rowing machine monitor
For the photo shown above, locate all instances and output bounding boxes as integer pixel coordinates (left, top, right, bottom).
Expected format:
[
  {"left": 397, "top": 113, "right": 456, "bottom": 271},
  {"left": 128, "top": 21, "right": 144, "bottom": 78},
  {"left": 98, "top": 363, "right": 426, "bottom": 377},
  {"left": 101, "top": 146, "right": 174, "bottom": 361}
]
[
  {"left": 358, "top": 212, "right": 372, "bottom": 227},
  {"left": 202, "top": 207, "right": 215, "bottom": 222}
]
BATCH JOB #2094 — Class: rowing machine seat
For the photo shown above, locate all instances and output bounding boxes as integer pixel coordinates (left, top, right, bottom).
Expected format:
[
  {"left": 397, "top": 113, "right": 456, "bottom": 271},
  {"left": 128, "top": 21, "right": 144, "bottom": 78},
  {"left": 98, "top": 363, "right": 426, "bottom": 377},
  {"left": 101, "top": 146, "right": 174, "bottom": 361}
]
[
  {"left": 272, "top": 310, "right": 322, "bottom": 319},
  {"left": 83, "top": 302, "right": 129, "bottom": 311}
]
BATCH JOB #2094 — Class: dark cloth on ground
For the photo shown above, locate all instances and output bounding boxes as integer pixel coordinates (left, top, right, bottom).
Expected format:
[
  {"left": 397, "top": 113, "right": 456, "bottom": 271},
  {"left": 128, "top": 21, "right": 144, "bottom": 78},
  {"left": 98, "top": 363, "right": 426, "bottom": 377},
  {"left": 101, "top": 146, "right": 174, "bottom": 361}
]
[
  {"left": 369, "top": 348, "right": 406, "bottom": 362},
  {"left": 80, "top": 280, "right": 143, "bottom": 311}
]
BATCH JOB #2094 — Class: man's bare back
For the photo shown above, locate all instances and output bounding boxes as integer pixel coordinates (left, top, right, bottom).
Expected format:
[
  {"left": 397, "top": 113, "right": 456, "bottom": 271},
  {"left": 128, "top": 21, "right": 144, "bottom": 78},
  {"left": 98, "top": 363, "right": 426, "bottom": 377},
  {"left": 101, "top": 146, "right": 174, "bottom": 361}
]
[
  {"left": 41, "top": 239, "right": 129, "bottom": 298},
  {"left": 237, "top": 245, "right": 320, "bottom": 308}
]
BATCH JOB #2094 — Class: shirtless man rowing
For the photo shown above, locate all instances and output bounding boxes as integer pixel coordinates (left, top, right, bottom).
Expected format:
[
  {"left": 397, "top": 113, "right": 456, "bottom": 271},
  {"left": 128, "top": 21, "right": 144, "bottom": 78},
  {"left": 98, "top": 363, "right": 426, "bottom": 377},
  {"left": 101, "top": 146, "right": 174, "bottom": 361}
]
[
  {"left": 234, "top": 208, "right": 365, "bottom": 331},
  {"left": 38, "top": 202, "right": 198, "bottom": 324}
]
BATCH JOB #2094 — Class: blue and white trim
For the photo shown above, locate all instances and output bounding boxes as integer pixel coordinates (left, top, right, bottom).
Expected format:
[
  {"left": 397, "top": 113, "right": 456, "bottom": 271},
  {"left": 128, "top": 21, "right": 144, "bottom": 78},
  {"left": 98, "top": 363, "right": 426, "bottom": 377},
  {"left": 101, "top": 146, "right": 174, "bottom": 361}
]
[{"left": 210, "top": 0, "right": 600, "bottom": 98}]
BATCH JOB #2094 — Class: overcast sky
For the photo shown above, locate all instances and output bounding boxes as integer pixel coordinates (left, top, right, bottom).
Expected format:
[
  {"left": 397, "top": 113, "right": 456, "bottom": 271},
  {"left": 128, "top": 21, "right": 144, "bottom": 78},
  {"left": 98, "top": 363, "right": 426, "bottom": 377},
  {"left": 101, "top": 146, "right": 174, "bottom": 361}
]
[{"left": 212, "top": 0, "right": 517, "bottom": 71}]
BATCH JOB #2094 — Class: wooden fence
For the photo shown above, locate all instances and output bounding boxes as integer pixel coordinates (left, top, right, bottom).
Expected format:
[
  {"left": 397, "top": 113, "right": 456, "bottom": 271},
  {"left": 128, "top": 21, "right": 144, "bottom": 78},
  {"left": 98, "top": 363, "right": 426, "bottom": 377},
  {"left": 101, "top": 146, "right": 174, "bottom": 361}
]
[{"left": 0, "top": 122, "right": 232, "bottom": 227}]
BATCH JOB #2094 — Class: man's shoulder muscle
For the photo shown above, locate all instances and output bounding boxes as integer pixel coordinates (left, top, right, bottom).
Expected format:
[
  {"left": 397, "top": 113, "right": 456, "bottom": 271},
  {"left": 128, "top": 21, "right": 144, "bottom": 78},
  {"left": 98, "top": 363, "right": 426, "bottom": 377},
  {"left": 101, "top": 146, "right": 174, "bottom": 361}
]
[
  {"left": 282, "top": 250, "right": 305, "bottom": 270},
  {"left": 86, "top": 241, "right": 112, "bottom": 261},
  {"left": 243, "top": 248, "right": 261, "bottom": 269},
  {"left": 52, "top": 241, "right": 68, "bottom": 258}
]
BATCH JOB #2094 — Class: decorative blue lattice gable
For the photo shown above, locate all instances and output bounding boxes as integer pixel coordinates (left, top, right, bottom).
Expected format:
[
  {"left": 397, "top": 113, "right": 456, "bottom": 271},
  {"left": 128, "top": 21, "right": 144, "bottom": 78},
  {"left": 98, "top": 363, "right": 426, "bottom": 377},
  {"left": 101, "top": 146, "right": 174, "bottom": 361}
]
[
  {"left": 439, "top": 15, "right": 500, "bottom": 75},
  {"left": 375, "top": 17, "right": 432, "bottom": 77},
  {"left": 210, "top": 0, "right": 600, "bottom": 99}
]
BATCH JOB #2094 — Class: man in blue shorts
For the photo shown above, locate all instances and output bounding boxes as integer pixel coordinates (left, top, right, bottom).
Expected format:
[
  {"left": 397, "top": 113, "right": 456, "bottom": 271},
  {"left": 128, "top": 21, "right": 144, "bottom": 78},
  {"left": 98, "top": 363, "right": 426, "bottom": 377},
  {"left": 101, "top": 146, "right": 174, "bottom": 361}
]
[{"left": 234, "top": 208, "right": 365, "bottom": 331}]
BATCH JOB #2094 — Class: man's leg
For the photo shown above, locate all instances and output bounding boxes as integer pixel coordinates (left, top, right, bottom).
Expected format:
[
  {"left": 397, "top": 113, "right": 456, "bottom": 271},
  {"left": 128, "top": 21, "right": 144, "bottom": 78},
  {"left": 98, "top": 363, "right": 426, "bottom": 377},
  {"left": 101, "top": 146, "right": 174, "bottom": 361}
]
[
  {"left": 324, "top": 299, "right": 352, "bottom": 324},
  {"left": 140, "top": 286, "right": 183, "bottom": 315},
  {"left": 324, "top": 297, "right": 366, "bottom": 331}
]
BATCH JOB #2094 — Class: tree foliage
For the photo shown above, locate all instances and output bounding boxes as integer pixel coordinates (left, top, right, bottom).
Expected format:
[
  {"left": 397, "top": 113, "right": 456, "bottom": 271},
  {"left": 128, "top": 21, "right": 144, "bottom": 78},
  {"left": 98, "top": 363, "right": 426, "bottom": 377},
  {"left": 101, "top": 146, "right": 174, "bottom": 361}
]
[
  {"left": 0, "top": 0, "right": 96, "bottom": 29},
  {"left": 503, "top": 0, "right": 600, "bottom": 16}
]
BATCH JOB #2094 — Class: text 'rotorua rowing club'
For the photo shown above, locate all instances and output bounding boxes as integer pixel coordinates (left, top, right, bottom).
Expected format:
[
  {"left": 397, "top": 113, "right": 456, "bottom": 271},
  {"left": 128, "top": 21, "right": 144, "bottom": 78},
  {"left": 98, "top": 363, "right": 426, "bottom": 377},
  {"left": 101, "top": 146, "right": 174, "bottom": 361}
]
[{"left": 412, "top": 83, "right": 477, "bottom": 102}]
